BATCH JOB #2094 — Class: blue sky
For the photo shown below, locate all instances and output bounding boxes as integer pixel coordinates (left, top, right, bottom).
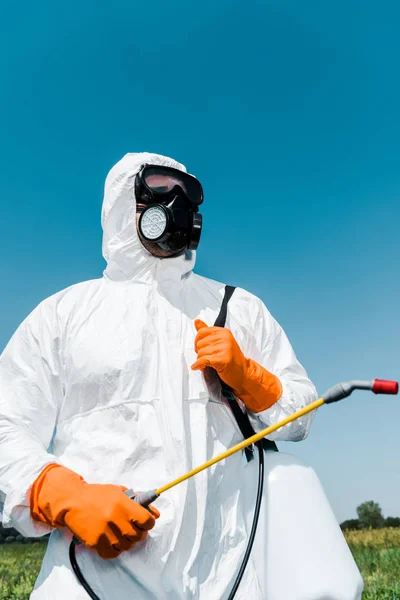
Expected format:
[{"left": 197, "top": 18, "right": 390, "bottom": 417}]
[{"left": 1, "top": 1, "right": 400, "bottom": 523}]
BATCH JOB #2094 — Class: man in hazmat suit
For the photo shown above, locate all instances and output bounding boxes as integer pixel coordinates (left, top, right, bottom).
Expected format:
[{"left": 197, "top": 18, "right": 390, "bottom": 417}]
[{"left": 0, "top": 153, "right": 317, "bottom": 599}]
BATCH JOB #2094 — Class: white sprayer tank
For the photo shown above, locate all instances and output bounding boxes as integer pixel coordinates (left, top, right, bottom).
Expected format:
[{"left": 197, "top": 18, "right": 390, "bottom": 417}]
[{"left": 242, "top": 451, "right": 363, "bottom": 600}]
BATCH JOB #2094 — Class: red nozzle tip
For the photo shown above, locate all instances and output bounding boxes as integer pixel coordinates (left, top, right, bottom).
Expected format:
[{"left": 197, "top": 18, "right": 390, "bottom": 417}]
[{"left": 372, "top": 379, "right": 399, "bottom": 395}]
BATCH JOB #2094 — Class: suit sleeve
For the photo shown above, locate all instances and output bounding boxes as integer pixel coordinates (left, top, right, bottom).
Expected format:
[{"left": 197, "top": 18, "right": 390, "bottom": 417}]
[
  {"left": 0, "top": 300, "right": 63, "bottom": 537},
  {"left": 246, "top": 298, "right": 318, "bottom": 442}
]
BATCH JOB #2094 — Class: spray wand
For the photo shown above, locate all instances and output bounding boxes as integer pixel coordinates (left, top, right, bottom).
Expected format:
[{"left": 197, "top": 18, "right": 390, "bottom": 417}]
[
  {"left": 70, "top": 378, "right": 398, "bottom": 600},
  {"left": 129, "top": 379, "right": 398, "bottom": 505}
]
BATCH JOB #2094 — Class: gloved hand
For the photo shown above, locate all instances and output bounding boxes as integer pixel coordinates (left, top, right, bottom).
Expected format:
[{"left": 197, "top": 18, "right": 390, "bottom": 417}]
[
  {"left": 30, "top": 464, "right": 160, "bottom": 559},
  {"left": 191, "top": 319, "right": 283, "bottom": 413}
]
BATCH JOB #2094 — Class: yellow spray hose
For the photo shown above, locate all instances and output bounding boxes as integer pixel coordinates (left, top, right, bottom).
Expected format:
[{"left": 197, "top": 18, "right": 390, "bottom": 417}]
[
  {"left": 131, "top": 378, "right": 398, "bottom": 506},
  {"left": 70, "top": 379, "right": 398, "bottom": 600},
  {"left": 156, "top": 397, "right": 324, "bottom": 496}
]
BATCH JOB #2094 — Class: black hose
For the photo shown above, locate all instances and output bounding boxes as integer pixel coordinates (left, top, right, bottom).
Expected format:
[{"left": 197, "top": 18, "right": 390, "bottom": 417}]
[
  {"left": 227, "top": 440, "right": 265, "bottom": 600},
  {"left": 69, "top": 541, "right": 100, "bottom": 600},
  {"left": 69, "top": 444, "right": 265, "bottom": 600}
]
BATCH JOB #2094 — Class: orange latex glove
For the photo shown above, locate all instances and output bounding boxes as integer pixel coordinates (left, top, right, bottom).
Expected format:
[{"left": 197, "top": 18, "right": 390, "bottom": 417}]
[
  {"left": 191, "top": 319, "right": 283, "bottom": 413},
  {"left": 30, "top": 464, "right": 160, "bottom": 559}
]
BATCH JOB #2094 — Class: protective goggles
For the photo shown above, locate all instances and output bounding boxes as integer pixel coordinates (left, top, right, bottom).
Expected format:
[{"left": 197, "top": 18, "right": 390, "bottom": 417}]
[{"left": 135, "top": 164, "right": 204, "bottom": 208}]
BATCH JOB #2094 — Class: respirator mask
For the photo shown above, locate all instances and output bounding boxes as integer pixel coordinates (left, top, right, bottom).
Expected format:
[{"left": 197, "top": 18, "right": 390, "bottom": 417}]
[{"left": 135, "top": 164, "right": 204, "bottom": 254}]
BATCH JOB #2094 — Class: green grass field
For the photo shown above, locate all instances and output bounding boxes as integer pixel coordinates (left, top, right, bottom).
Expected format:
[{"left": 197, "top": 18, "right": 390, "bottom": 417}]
[
  {"left": 0, "top": 543, "right": 46, "bottom": 600},
  {"left": 346, "top": 528, "right": 400, "bottom": 600},
  {"left": 0, "top": 529, "right": 399, "bottom": 599}
]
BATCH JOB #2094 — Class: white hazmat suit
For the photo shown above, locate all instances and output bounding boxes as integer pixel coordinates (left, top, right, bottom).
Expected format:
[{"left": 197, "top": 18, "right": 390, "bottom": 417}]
[{"left": 0, "top": 153, "right": 319, "bottom": 599}]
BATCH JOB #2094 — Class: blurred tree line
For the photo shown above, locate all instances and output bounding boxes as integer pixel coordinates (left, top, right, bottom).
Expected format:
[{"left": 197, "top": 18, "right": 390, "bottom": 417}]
[
  {"left": 340, "top": 501, "right": 400, "bottom": 531},
  {"left": 0, "top": 521, "right": 49, "bottom": 544},
  {"left": 1, "top": 500, "right": 399, "bottom": 541}
]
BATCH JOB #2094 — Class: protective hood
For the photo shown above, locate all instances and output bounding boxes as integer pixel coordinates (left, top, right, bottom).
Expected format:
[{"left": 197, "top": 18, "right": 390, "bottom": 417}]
[{"left": 102, "top": 152, "right": 196, "bottom": 284}]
